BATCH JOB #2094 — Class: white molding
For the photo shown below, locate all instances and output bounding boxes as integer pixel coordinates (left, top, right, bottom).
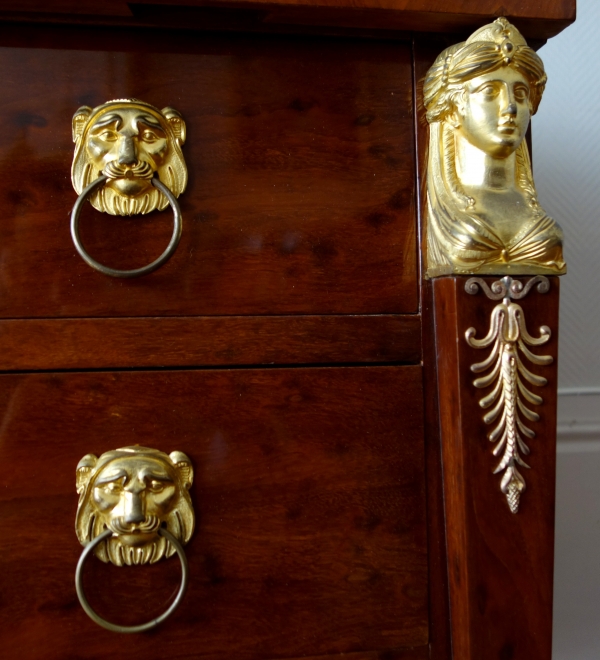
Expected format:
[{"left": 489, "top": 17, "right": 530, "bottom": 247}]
[
  {"left": 557, "top": 387, "right": 600, "bottom": 396},
  {"left": 557, "top": 439, "right": 600, "bottom": 454},
  {"left": 557, "top": 391, "right": 600, "bottom": 443}
]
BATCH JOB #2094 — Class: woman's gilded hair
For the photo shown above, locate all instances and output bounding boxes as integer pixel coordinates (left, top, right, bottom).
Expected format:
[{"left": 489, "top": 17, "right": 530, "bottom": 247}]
[{"left": 423, "top": 17, "right": 547, "bottom": 124}]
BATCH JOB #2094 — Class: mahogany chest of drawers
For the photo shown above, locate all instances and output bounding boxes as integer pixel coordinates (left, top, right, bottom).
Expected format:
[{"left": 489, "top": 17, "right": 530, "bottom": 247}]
[{"left": 0, "top": 2, "right": 574, "bottom": 659}]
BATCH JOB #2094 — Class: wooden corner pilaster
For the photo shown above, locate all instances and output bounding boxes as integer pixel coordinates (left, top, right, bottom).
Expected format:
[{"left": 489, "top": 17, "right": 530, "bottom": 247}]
[{"left": 432, "top": 275, "right": 559, "bottom": 660}]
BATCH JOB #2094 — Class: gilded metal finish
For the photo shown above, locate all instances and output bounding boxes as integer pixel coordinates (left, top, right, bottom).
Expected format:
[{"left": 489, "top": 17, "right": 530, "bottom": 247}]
[
  {"left": 71, "top": 99, "right": 187, "bottom": 216},
  {"left": 70, "top": 98, "right": 187, "bottom": 276},
  {"left": 75, "top": 446, "right": 194, "bottom": 566},
  {"left": 74, "top": 446, "right": 194, "bottom": 630},
  {"left": 465, "top": 276, "right": 552, "bottom": 513},
  {"left": 71, "top": 175, "right": 182, "bottom": 278},
  {"left": 75, "top": 527, "right": 189, "bottom": 633},
  {"left": 424, "top": 18, "right": 565, "bottom": 277},
  {"left": 465, "top": 274, "right": 550, "bottom": 300}
]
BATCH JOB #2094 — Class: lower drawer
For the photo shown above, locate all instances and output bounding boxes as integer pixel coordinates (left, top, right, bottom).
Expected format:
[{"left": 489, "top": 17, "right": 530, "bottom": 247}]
[{"left": 0, "top": 366, "right": 427, "bottom": 660}]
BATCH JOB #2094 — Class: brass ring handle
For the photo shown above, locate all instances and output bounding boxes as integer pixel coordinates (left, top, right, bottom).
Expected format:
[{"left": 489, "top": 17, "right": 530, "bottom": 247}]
[
  {"left": 70, "top": 175, "right": 183, "bottom": 278},
  {"left": 75, "top": 527, "right": 189, "bottom": 633}
]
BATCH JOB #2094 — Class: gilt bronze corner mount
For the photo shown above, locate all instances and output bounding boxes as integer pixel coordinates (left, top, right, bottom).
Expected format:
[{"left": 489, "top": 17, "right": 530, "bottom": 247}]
[{"left": 465, "top": 276, "right": 552, "bottom": 513}]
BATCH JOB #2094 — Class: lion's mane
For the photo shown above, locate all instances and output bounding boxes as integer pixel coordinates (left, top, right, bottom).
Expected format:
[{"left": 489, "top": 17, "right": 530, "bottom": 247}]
[
  {"left": 75, "top": 446, "right": 194, "bottom": 566},
  {"left": 71, "top": 99, "right": 187, "bottom": 216}
]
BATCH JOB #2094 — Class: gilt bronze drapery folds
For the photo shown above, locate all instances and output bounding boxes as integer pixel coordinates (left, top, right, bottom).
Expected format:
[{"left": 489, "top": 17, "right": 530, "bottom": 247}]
[{"left": 423, "top": 17, "right": 565, "bottom": 278}]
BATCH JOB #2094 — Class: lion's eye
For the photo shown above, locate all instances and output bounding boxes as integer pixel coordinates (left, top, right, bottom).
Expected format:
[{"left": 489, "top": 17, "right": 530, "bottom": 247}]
[
  {"left": 98, "top": 131, "right": 118, "bottom": 142},
  {"left": 141, "top": 130, "right": 158, "bottom": 142},
  {"left": 105, "top": 481, "right": 122, "bottom": 492},
  {"left": 148, "top": 480, "right": 164, "bottom": 492}
]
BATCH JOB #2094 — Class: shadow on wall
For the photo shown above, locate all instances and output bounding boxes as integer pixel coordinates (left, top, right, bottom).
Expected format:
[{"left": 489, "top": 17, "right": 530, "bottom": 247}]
[{"left": 534, "top": 2, "right": 600, "bottom": 655}]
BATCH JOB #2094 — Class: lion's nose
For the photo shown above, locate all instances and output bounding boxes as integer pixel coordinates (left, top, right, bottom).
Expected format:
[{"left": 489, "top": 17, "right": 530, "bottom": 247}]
[
  {"left": 123, "top": 492, "right": 145, "bottom": 524},
  {"left": 118, "top": 136, "right": 137, "bottom": 166}
]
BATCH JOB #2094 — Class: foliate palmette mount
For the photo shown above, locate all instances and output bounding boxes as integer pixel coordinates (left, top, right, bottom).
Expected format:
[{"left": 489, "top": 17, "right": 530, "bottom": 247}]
[{"left": 465, "top": 276, "right": 553, "bottom": 513}]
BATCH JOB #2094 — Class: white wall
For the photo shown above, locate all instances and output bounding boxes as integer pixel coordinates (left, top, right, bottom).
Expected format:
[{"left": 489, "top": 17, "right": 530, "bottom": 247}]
[{"left": 533, "top": 1, "right": 600, "bottom": 656}]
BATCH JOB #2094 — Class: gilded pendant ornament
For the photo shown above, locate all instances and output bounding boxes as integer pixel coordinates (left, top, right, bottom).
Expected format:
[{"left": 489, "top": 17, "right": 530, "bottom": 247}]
[
  {"left": 465, "top": 276, "right": 552, "bottom": 513},
  {"left": 423, "top": 18, "right": 565, "bottom": 277}
]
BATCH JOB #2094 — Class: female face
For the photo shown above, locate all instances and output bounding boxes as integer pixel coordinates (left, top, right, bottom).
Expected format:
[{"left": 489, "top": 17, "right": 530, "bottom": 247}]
[{"left": 455, "top": 67, "right": 531, "bottom": 158}]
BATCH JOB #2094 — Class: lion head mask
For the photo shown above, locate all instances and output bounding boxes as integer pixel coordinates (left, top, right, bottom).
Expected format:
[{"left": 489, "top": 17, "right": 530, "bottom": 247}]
[
  {"left": 75, "top": 446, "right": 194, "bottom": 566},
  {"left": 71, "top": 99, "right": 187, "bottom": 216}
]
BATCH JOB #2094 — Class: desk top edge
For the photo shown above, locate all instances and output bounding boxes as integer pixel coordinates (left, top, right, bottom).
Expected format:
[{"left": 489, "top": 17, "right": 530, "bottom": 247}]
[{"left": 0, "top": 0, "right": 576, "bottom": 41}]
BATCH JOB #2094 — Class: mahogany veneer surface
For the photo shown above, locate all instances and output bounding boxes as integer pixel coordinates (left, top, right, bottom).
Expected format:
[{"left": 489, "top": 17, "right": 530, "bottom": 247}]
[
  {"left": 0, "top": 366, "right": 427, "bottom": 659},
  {"left": 0, "top": 0, "right": 576, "bottom": 41},
  {"left": 0, "top": 29, "right": 416, "bottom": 318},
  {"left": 433, "top": 277, "right": 559, "bottom": 660},
  {"left": 0, "top": 314, "right": 421, "bottom": 370}
]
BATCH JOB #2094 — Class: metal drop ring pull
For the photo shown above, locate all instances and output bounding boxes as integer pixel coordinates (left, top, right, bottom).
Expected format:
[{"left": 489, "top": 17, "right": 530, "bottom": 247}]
[
  {"left": 75, "top": 446, "right": 195, "bottom": 633},
  {"left": 70, "top": 98, "right": 188, "bottom": 278},
  {"left": 75, "top": 527, "right": 189, "bottom": 633},
  {"left": 70, "top": 175, "right": 182, "bottom": 278}
]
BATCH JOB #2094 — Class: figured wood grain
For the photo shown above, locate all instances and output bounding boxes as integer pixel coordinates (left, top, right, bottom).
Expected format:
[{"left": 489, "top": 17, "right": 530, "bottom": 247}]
[
  {"left": 0, "top": 315, "right": 420, "bottom": 370},
  {"left": 0, "top": 0, "right": 576, "bottom": 40},
  {"left": 0, "top": 29, "right": 416, "bottom": 318},
  {"left": 0, "top": 366, "right": 428, "bottom": 660},
  {"left": 433, "top": 276, "right": 558, "bottom": 660}
]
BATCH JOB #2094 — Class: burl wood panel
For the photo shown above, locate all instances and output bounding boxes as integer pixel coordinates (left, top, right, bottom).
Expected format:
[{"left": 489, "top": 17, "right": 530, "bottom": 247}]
[
  {"left": 0, "top": 366, "right": 428, "bottom": 660},
  {"left": 0, "top": 314, "right": 420, "bottom": 370},
  {"left": 0, "top": 28, "right": 416, "bottom": 318},
  {"left": 433, "top": 277, "right": 559, "bottom": 660}
]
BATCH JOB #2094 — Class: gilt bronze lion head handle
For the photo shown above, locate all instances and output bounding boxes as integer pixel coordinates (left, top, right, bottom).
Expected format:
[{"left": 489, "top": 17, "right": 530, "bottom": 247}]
[
  {"left": 70, "top": 99, "right": 188, "bottom": 278},
  {"left": 74, "top": 445, "right": 194, "bottom": 632}
]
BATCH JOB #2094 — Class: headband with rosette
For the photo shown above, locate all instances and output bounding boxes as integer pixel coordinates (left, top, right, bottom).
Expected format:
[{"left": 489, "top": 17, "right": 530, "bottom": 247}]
[{"left": 423, "top": 17, "right": 547, "bottom": 124}]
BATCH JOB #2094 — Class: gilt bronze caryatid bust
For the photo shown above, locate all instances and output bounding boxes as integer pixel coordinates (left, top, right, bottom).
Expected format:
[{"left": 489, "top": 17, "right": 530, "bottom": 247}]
[{"left": 424, "top": 17, "right": 566, "bottom": 277}]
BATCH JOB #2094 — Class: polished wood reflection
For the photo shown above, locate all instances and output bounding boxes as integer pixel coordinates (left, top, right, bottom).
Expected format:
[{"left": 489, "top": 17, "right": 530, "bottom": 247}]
[
  {"left": 0, "top": 29, "right": 416, "bottom": 318},
  {"left": 0, "top": 315, "right": 421, "bottom": 370},
  {"left": 433, "top": 276, "right": 559, "bottom": 660},
  {"left": 0, "top": 366, "right": 427, "bottom": 659}
]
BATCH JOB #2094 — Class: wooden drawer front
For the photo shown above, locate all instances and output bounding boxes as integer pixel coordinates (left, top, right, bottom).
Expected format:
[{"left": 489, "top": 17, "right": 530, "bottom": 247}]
[
  {"left": 0, "top": 366, "right": 427, "bottom": 659},
  {"left": 0, "top": 27, "right": 416, "bottom": 318}
]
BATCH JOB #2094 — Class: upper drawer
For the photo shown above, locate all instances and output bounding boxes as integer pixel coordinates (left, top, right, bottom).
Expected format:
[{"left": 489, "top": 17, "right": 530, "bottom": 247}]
[{"left": 0, "top": 28, "right": 417, "bottom": 318}]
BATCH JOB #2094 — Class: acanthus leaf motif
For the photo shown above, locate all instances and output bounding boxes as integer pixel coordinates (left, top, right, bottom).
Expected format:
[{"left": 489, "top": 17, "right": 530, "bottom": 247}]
[{"left": 465, "top": 276, "right": 552, "bottom": 513}]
